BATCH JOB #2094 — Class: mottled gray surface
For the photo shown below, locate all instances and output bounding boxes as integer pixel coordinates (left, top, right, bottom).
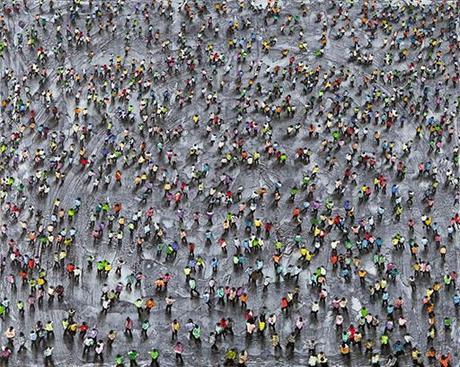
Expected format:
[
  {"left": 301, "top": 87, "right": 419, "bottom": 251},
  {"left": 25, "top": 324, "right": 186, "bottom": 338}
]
[{"left": 0, "top": 0, "right": 459, "bottom": 366}]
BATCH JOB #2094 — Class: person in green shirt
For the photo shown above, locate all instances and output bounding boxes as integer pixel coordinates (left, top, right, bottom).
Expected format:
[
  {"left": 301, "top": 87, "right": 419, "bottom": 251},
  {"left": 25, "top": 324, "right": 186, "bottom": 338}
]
[
  {"left": 380, "top": 333, "right": 389, "bottom": 348},
  {"left": 289, "top": 186, "right": 299, "bottom": 201},
  {"left": 443, "top": 317, "right": 452, "bottom": 331},
  {"left": 165, "top": 244, "right": 174, "bottom": 260},
  {"left": 225, "top": 348, "right": 237, "bottom": 365},
  {"left": 134, "top": 298, "right": 143, "bottom": 315},
  {"left": 101, "top": 202, "right": 110, "bottom": 212},
  {"left": 96, "top": 261, "right": 105, "bottom": 274},
  {"left": 115, "top": 354, "right": 125, "bottom": 367},
  {"left": 192, "top": 325, "right": 201, "bottom": 342},
  {"left": 16, "top": 300, "right": 24, "bottom": 317},
  {"left": 149, "top": 349, "right": 159, "bottom": 367},
  {"left": 67, "top": 208, "right": 75, "bottom": 220},
  {"left": 128, "top": 350, "right": 138, "bottom": 366},
  {"left": 444, "top": 274, "right": 452, "bottom": 288},
  {"left": 0, "top": 303, "right": 5, "bottom": 320}
]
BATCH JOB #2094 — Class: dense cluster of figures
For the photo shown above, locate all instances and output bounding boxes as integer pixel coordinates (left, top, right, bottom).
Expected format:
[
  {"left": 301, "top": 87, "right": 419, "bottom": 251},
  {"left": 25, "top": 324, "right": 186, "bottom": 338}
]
[{"left": 0, "top": 0, "right": 459, "bottom": 366}]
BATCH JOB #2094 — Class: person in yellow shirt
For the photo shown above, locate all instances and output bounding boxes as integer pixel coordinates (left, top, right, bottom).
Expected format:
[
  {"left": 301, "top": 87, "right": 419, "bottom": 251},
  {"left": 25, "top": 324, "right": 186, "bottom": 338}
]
[{"left": 171, "top": 319, "right": 180, "bottom": 341}]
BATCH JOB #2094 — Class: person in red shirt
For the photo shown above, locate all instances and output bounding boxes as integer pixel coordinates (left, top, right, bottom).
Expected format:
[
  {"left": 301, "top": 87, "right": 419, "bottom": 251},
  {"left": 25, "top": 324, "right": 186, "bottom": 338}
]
[
  {"left": 292, "top": 207, "right": 300, "bottom": 219},
  {"left": 79, "top": 322, "right": 89, "bottom": 338},
  {"left": 66, "top": 263, "right": 75, "bottom": 277},
  {"left": 281, "top": 297, "right": 289, "bottom": 315},
  {"left": 439, "top": 353, "right": 452, "bottom": 367}
]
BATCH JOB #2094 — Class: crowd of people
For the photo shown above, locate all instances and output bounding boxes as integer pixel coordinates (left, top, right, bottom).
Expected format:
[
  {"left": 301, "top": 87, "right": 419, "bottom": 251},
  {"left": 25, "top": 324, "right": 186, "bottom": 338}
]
[{"left": 0, "top": 0, "right": 459, "bottom": 366}]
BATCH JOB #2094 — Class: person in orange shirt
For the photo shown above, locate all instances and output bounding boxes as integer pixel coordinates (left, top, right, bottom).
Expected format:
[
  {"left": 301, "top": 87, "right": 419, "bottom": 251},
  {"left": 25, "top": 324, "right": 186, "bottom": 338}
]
[
  {"left": 115, "top": 170, "right": 122, "bottom": 185},
  {"left": 154, "top": 278, "right": 165, "bottom": 292},
  {"left": 272, "top": 254, "right": 281, "bottom": 265},
  {"left": 113, "top": 203, "right": 122, "bottom": 214},
  {"left": 425, "top": 347, "right": 436, "bottom": 362},
  {"left": 439, "top": 353, "right": 452, "bottom": 367},
  {"left": 145, "top": 298, "right": 156, "bottom": 314},
  {"left": 239, "top": 293, "right": 248, "bottom": 309}
]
